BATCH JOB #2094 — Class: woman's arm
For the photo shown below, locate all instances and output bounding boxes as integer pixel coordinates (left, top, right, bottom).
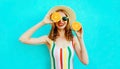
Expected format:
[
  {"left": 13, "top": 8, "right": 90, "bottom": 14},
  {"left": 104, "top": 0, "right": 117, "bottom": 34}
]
[
  {"left": 19, "top": 21, "right": 48, "bottom": 45},
  {"left": 19, "top": 13, "right": 53, "bottom": 46},
  {"left": 73, "top": 28, "right": 89, "bottom": 65}
]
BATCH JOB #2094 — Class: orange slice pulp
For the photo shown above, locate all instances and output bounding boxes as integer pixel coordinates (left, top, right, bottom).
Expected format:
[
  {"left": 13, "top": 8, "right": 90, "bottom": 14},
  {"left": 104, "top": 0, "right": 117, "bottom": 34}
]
[
  {"left": 51, "top": 12, "right": 62, "bottom": 22},
  {"left": 72, "top": 22, "right": 82, "bottom": 31}
]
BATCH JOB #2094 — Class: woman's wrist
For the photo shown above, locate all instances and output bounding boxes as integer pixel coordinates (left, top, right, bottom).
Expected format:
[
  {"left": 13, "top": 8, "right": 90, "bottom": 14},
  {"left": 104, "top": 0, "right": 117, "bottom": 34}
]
[
  {"left": 40, "top": 20, "right": 47, "bottom": 25},
  {"left": 75, "top": 31, "right": 83, "bottom": 38},
  {"left": 41, "top": 20, "right": 45, "bottom": 24}
]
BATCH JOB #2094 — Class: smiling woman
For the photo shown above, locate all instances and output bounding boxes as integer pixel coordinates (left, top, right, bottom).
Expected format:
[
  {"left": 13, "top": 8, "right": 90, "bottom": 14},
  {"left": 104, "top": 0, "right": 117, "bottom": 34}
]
[{"left": 19, "top": 5, "right": 89, "bottom": 69}]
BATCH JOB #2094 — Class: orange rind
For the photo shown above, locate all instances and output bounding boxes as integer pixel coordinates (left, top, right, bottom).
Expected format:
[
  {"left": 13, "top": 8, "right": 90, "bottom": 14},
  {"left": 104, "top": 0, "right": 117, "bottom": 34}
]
[
  {"left": 72, "top": 22, "right": 82, "bottom": 31},
  {"left": 51, "top": 12, "right": 62, "bottom": 22}
]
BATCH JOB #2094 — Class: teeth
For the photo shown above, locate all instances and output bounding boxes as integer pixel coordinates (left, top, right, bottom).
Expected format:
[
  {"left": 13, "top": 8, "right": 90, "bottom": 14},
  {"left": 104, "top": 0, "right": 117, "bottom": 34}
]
[{"left": 58, "top": 23, "right": 64, "bottom": 26}]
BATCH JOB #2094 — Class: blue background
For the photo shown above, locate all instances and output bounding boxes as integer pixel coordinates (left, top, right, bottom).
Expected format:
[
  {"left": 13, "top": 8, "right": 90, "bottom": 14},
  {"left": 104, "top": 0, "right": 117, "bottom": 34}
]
[{"left": 0, "top": 0, "right": 120, "bottom": 69}]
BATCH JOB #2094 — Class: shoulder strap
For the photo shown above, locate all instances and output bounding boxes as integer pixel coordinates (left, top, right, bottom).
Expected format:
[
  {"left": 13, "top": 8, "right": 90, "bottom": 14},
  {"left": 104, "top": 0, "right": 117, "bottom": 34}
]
[{"left": 49, "top": 39, "right": 54, "bottom": 50}]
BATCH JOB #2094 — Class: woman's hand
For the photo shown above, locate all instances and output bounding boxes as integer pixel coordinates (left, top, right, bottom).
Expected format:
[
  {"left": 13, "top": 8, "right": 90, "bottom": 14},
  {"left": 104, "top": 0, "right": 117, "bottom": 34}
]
[
  {"left": 42, "top": 13, "right": 53, "bottom": 24},
  {"left": 75, "top": 28, "right": 83, "bottom": 38}
]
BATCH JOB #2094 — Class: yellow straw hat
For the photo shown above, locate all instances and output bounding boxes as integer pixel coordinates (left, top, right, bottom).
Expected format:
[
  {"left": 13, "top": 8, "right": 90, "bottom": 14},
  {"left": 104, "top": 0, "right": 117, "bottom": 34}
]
[{"left": 47, "top": 5, "right": 76, "bottom": 25}]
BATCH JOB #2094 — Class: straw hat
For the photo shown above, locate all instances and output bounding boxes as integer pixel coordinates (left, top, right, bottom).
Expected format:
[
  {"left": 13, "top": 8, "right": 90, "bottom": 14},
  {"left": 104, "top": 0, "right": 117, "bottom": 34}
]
[{"left": 47, "top": 5, "right": 76, "bottom": 25}]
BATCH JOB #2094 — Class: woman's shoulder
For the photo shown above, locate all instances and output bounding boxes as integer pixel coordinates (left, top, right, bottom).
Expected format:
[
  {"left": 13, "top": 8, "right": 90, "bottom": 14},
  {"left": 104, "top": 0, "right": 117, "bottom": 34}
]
[
  {"left": 44, "top": 35, "right": 54, "bottom": 48},
  {"left": 72, "top": 36, "right": 78, "bottom": 46},
  {"left": 73, "top": 36, "right": 77, "bottom": 41}
]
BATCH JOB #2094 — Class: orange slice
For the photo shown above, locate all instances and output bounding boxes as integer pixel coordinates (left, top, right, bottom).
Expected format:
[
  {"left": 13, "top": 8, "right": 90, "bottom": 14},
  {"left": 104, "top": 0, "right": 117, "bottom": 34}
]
[
  {"left": 72, "top": 22, "right": 82, "bottom": 31},
  {"left": 51, "top": 12, "right": 62, "bottom": 22}
]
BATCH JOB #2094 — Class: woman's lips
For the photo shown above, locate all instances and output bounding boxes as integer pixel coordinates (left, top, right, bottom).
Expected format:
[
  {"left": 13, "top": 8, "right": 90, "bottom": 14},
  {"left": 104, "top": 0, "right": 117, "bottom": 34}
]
[{"left": 58, "top": 22, "right": 64, "bottom": 26}]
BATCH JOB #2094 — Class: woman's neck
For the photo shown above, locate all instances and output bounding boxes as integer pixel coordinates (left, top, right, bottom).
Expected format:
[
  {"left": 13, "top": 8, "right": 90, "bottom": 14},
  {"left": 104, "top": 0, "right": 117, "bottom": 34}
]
[{"left": 58, "top": 29, "right": 65, "bottom": 37}]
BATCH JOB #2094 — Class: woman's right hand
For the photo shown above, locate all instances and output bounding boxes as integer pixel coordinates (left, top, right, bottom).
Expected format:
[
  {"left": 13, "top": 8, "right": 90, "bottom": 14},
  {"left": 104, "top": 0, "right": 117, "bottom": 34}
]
[{"left": 42, "top": 13, "right": 53, "bottom": 24}]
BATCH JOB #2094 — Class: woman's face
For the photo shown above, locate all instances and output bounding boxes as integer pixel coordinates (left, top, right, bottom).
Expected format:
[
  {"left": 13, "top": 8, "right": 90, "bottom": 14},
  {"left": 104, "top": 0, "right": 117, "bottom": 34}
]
[{"left": 55, "top": 11, "right": 68, "bottom": 30}]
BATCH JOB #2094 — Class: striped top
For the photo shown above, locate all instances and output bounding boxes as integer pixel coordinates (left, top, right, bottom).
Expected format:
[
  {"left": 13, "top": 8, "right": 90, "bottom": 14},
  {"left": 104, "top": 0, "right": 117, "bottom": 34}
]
[{"left": 49, "top": 40, "right": 75, "bottom": 69}]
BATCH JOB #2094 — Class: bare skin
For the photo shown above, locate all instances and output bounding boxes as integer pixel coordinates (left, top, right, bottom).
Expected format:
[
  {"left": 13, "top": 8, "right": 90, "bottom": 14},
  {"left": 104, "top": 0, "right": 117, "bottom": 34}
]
[{"left": 19, "top": 11, "right": 89, "bottom": 65}]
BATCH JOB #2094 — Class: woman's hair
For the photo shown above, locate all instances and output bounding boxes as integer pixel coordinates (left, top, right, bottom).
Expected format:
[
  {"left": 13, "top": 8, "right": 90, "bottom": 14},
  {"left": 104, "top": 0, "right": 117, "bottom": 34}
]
[{"left": 48, "top": 9, "right": 73, "bottom": 41}]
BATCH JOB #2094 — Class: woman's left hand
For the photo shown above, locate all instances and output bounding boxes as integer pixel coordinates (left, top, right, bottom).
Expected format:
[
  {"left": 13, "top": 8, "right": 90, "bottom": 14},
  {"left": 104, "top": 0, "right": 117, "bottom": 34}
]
[{"left": 75, "top": 28, "right": 83, "bottom": 38}]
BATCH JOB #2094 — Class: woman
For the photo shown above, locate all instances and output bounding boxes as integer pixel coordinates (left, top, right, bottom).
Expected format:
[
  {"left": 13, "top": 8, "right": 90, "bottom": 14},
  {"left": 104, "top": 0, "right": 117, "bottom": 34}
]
[{"left": 19, "top": 6, "right": 89, "bottom": 69}]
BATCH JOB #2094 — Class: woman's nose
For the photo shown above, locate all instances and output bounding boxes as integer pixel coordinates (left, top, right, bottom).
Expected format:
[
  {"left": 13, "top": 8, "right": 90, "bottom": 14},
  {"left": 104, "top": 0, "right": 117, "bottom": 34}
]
[
  {"left": 60, "top": 19, "right": 64, "bottom": 22},
  {"left": 58, "top": 20, "right": 63, "bottom": 24}
]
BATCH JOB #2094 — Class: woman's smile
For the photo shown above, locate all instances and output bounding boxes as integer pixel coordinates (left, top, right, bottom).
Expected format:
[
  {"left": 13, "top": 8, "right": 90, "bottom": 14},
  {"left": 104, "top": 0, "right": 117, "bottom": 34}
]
[{"left": 58, "top": 21, "right": 65, "bottom": 27}]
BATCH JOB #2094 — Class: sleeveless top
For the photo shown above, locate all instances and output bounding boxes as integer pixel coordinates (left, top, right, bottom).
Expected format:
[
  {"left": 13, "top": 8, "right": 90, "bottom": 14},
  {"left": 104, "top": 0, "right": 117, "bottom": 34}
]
[{"left": 49, "top": 40, "right": 75, "bottom": 69}]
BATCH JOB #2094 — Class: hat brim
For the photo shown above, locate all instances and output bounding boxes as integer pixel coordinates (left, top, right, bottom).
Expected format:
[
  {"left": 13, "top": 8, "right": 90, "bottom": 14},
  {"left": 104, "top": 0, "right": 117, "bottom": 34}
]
[{"left": 47, "top": 5, "right": 76, "bottom": 25}]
